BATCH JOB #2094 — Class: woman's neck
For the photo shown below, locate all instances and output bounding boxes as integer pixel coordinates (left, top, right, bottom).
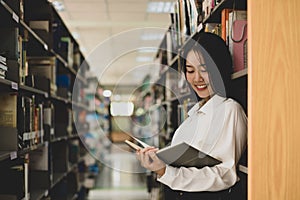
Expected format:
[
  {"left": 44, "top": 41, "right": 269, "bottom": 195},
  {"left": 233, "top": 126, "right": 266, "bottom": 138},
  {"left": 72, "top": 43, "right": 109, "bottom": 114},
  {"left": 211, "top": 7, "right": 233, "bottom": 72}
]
[{"left": 200, "top": 94, "right": 215, "bottom": 107}]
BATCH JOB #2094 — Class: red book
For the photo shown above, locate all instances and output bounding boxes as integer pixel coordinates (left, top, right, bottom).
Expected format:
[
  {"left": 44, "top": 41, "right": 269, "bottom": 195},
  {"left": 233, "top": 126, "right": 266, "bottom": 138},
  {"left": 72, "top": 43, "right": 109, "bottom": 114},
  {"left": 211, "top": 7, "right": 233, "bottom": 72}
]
[{"left": 232, "top": 20, "right": 247, "bottom": 72}]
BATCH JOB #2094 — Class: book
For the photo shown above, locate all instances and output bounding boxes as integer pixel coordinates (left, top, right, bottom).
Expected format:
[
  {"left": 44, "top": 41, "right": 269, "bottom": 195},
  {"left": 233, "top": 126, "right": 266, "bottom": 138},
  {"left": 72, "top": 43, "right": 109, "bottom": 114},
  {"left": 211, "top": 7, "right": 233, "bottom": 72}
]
[
  {"left": 0, "top": 94, "right": 17, "bottom": 127},
  {"left": 125, "top": 138, "right": 221, "bottom": 168},
  {"left": 232, "top": 20, "right": 247, "bottom": 72},
  {"left": 0, "top": 55, "right": 7, "bottom": 66},
  {"left": 227, "top": 10, "right": 247, "bottom": 72},
  {"left": 0, "top": 27, "right": 19, "bottom": 60},
  {"left": 125, "top": 140, "right": 143, "bottom": 150},
  {"left": 221, "top": 8, "right": 231, "bottom": 43}
]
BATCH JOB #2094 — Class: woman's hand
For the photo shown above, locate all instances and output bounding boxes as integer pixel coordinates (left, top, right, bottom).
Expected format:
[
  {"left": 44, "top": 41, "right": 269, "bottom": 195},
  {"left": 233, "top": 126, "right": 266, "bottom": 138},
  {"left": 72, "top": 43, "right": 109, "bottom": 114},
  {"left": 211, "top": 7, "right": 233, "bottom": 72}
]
[{"left": 136, "top": 147, "right": 166, "bottom": 176}]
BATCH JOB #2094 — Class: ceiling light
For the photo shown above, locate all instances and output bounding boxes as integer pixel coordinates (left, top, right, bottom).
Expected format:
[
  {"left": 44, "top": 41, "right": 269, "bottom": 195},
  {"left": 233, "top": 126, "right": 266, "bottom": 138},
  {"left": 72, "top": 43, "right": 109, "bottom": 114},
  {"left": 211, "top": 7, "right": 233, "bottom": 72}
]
[
  {"left": 52, "top": 1, "right": 65, "bottom": 12},
  {"left": 136, "top": 56, "right": 153, "bottom": 62},
  {"left": 147, "top": 1, "right": 175, "bottom": 13},
  {"left": 103, "top": 90, "right": 112, "bottom": 97},
  {"left": 72, "top": 32, "right": 80, "bottom": 40},
  {"left": 110, "top": 102, "right": 134, "bottom": 116},
  {"left": 138, "top": 48, "right": 157, "bottom": 53},
  {"left": 80, "top": 47, "right": 87, "bottom": 53},
  {"left": 140, "top": 33, "right": 164, "bottom": 41},
  {"left": 164, "top": 2, "right": 172, "bottom": 13}
]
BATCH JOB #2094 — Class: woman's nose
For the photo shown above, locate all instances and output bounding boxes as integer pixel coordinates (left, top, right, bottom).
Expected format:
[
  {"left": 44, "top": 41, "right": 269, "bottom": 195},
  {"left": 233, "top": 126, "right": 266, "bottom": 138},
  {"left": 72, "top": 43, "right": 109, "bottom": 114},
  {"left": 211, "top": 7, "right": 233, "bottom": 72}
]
[{"left": 194, "top": 71, "right": 203, "bottom": 81}]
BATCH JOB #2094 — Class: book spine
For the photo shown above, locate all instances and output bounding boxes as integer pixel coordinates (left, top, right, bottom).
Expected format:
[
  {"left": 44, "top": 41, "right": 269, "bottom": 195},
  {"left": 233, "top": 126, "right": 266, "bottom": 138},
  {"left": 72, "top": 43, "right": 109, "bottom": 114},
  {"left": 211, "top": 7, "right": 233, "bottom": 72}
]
[
  {"left": 221, "top": 8, "right": 231, "bottom": 43},
  {"left": 18, "top": 96, "right": 26, "bottom": 149}
]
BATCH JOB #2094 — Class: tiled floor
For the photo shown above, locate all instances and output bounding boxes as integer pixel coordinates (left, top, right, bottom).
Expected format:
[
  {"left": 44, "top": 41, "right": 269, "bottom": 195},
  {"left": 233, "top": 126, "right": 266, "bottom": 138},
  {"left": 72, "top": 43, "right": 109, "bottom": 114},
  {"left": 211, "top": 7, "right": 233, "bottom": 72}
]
[{"left": 87, "top": 143, "right": 151, "bottom": 200}]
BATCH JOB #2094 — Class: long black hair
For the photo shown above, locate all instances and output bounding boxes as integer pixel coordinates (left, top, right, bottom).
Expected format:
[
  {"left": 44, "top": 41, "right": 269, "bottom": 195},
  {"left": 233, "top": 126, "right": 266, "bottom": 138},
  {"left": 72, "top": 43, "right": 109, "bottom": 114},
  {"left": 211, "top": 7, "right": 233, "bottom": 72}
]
[{"left": 181, "top": 32, "right": 233, "bottom": 98}]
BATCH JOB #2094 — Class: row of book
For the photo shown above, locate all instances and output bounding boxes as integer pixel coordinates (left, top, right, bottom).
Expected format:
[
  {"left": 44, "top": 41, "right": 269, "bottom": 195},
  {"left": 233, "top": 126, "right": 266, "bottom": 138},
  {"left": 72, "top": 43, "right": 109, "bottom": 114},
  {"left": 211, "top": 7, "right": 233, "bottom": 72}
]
[
  {"left": 0, "top": 92, "right": 81, "bottom": 150},
  {"left": 0, "top": 139, "right": 87, "bottom": 200},
  {"left": 168, "top": 0, "right": 247, "bottom": 73},
  {"left": 171, "top": 0, "right": 203, "bottom": 49},
  {"left": 171, "top": 0, "right": 223, "bottom": 48},
  {"left": 205, "top": 9, "right": 247, "bottom": 72},
  {"left": 0, "top": 94, "right": 46, "bottom": 149},
  {"left": 0, "top": 25, "right": 83, "bottom": 89}
]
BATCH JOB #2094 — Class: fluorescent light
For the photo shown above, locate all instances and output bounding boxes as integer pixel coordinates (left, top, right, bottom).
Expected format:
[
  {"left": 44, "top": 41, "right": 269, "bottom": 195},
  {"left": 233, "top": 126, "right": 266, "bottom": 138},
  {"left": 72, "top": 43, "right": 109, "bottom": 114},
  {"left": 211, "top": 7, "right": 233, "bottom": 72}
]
[
  {"left": 138, "top": 48, "right": 157, "bottom": 53},
  {"left": 156, "top": 2, "right": 164, "bottom": 13},
  {"left": 136, "top": 56, "right": 153, "bottom": 62},
  {"left": 80, "top": 47, "right": 87, "bottom": 53},
  {"left": 147, "top": 1, "right": 174, "bottom": 13},
  {"left": 110, "top": 102, "right": 134, "bottom": 116},
  {"left": 140, "top": 33, "right": 164, "bottom": 41},
  {"left": 103, "top": 90, "right": 112, "bottom": 97},
  {"left": 72, "top": 32, "right": 80, "bottom": 40},
  {"left": 52, "top": 1, "right": 65, "bottom": 12},
  {"left": 164, "top": 2, "right": 172, "bottom": 13}
]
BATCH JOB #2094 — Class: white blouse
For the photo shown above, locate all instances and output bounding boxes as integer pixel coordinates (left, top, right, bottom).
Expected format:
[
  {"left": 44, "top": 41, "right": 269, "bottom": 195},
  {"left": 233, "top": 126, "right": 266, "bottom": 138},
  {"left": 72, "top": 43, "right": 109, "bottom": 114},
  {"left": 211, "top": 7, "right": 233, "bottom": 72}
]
[{"left": 157, "top": 94, "right": 247, "bottom": 192}]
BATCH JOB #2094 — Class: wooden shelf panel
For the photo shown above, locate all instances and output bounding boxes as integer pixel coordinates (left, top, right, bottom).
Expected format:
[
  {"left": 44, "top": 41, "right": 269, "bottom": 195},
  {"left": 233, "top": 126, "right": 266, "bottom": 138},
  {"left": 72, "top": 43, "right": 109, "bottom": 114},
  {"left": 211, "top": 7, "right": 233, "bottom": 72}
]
[
  {"left": 232, "top": 68, "right": 248, "bottom": 79},
  {"left": 19, "top": 84, "right": 48, "bottom": 97},
  {"left": 238, "top": 164, "right": 248, "bottom": 174},
  {"left": 0, "top": 151, "right": 11, "bottom": 162}
]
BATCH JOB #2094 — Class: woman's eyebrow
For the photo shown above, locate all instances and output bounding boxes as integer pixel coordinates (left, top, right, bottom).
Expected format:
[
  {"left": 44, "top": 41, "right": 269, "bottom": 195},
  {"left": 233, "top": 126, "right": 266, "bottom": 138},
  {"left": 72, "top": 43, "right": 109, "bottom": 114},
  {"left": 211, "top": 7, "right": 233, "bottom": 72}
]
[{"left": 185, "top": 65, "right": 194, "bottom": 68}]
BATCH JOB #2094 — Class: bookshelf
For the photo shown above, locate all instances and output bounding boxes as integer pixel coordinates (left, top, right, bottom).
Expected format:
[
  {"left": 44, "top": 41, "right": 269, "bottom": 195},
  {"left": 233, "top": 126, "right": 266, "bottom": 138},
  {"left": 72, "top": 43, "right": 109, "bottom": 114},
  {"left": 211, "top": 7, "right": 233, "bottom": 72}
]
[
  {"left": 248, "top": 1, "right": 300, "bottom": 199},
  {"left": 0, "top": 0, "right": 102, "bottom": 199},
  {"left": 156, "top": 0, "right": 248, "bottom": 155},
  {"left": 149, "top": 0, "right": 248, "bottom": 199}
]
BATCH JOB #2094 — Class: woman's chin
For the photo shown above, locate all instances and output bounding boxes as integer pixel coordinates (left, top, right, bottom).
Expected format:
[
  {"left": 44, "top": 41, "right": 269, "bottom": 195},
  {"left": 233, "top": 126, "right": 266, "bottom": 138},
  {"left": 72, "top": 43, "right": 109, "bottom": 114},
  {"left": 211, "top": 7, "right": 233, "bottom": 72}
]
[{"left": 196, "top": 92, "right": 210, "bottom": 99}]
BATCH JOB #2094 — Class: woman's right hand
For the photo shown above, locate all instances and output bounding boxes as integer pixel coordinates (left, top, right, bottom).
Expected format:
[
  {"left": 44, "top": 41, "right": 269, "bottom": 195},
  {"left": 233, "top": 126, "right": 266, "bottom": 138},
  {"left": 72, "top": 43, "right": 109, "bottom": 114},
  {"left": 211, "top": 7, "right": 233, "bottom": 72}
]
[{"left": 136, "top": 147, "right": 166, "bottom": 176}]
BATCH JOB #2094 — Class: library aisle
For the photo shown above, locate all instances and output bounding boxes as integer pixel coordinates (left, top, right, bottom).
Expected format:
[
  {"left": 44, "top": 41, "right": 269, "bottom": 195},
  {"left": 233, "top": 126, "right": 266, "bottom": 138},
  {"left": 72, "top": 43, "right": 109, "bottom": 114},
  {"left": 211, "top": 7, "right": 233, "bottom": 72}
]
[{"left": 87, "top": 143, "right": 150, "bottom": 200}]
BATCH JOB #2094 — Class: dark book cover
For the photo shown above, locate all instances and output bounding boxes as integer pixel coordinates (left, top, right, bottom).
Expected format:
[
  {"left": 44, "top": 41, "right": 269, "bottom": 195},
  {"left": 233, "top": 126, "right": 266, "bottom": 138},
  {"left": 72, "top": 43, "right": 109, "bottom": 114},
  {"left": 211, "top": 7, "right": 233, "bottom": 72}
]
[{"left": 157, "top": 142, "right": 221, "bottom": 168}]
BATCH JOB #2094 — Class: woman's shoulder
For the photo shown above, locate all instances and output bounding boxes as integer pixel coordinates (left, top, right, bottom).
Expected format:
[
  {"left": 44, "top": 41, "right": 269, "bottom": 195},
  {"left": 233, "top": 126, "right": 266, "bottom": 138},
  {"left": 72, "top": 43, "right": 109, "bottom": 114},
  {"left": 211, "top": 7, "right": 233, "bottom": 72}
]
[{"left": 224, "top": 98, "right": 245, "bottom": 112}]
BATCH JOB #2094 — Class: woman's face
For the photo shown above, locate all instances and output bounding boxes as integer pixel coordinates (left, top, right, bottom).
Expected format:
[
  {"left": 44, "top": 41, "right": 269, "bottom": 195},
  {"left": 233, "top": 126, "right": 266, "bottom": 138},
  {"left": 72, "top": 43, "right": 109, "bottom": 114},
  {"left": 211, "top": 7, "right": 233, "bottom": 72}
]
[{"left": 185, "top": 51, "right": 213, "bottom": 99}]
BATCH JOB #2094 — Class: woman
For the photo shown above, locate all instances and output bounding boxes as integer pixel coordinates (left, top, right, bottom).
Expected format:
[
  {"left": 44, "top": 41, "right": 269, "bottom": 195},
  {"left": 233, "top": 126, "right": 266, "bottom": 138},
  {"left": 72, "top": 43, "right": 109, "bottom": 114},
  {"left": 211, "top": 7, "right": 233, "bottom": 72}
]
[{"left": 136, "top": 32, "right": 247, "bottom": 200}]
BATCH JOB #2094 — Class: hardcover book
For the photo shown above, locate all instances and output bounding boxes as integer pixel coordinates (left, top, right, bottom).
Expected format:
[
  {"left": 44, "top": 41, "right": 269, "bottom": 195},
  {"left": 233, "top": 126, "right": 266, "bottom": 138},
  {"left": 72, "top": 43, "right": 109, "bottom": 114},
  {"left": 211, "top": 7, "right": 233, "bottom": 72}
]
[
  {"left": 232, "top": 20, "right": 247, "bottom": 72},
  {"left": 125, "top": 137, "right": 221, "bottom": 168}
]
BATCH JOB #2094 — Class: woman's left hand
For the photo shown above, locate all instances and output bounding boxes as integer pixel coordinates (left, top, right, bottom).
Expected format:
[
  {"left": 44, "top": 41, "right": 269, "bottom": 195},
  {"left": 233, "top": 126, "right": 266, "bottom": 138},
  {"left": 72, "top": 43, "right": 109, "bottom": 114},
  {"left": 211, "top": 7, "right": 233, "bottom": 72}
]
[{"left": 136, "top": 147, "right": 166, "bottom": 176}]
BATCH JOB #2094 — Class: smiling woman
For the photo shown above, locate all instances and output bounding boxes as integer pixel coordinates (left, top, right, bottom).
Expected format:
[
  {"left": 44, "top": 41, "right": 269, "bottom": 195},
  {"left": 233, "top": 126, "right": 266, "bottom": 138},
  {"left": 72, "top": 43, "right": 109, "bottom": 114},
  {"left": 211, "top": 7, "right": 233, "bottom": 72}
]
[
  {"left": 185, "top": 51, "right": 212, "bottom": 101},
  {"left": 135, "top": 32, "right": 247, "bottom": 200}
]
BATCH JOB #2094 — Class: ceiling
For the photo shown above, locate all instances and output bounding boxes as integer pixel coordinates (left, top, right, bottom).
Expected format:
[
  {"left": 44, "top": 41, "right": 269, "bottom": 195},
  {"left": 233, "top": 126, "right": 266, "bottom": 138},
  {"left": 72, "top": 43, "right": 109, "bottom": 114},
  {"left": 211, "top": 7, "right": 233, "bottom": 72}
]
[{"left": 53, "top": 0, "right": 173, "bottom": 93}]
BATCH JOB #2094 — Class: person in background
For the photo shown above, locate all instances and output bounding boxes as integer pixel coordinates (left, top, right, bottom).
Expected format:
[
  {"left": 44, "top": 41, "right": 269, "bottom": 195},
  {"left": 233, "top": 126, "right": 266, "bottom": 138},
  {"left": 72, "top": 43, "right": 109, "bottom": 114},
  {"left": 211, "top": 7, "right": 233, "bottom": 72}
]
[{"left": 136, "top": 32, "right": 247, "bottom": 200}]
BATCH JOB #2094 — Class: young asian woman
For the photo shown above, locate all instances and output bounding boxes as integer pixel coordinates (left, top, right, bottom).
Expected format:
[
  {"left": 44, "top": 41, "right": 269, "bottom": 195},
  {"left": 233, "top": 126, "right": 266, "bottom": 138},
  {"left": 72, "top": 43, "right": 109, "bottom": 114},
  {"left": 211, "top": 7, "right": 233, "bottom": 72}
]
[{"left": 136, "top": 32, "right": 247, "bottom": 200}]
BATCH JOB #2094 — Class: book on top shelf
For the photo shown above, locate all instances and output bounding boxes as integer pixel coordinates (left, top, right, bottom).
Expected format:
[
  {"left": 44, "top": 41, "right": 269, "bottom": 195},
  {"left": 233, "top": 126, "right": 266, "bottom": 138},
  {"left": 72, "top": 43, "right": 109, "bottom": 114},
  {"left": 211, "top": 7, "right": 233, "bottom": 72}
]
[
  {"left": 232, "top": 19, "right": 247, "bottom": 72},
  {"left": 178, "top": 0, "right": 187, "bottom": 43},
  {"left": 214, "top": 8, "right": 248, "bottom": 73},
  {"left": 228, "top": 10, "right": 247, "bottom": 72},
  {"left": 221, "top": 8, "right": 232, "bottom": 43}
]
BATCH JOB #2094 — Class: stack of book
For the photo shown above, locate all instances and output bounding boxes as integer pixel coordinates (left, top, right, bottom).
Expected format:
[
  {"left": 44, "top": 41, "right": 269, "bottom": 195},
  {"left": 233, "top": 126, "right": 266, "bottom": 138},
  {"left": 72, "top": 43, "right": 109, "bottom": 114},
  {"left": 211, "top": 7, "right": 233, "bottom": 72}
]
[
  {"left": 0, "top": 55, "right": 7, "bottom": 79},
  {"left": 18, "top": 95, "right": 44, "bottom": 149},
  {"left": 221, "top": 9, "right": 247, "bottom": 72},
  {"left": 171, "top": 0, "right": 205, "bottom": 47}
]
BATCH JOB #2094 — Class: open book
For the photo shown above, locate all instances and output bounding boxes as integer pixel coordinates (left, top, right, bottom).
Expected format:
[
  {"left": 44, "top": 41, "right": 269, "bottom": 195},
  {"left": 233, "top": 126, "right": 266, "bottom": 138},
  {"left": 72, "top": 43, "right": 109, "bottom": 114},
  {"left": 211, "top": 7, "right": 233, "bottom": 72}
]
[{"left": 125, "top": 137, "right": 221, "bottom": 168}]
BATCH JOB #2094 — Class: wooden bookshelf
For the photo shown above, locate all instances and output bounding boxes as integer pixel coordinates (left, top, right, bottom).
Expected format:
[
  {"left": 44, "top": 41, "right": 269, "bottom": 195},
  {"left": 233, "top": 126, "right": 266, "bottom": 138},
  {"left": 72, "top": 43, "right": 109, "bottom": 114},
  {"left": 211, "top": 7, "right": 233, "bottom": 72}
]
[
  {"left": 232, "top": 68, "right": 248, "bottom": 79},
  {"left": 248, "top": 1, "right": 300, "bottom": 199}
]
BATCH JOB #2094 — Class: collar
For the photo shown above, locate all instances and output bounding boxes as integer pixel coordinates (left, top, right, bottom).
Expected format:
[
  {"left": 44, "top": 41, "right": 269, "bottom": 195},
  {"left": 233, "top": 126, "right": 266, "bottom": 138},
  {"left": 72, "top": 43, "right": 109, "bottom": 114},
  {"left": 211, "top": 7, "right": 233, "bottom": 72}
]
[{"left": 188, "top": 94, "right": 226, "bottom": 116}]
